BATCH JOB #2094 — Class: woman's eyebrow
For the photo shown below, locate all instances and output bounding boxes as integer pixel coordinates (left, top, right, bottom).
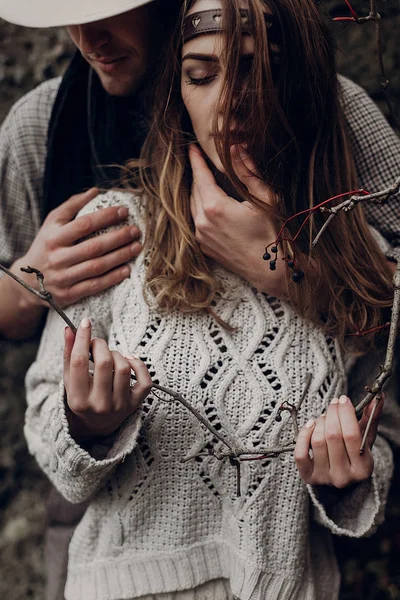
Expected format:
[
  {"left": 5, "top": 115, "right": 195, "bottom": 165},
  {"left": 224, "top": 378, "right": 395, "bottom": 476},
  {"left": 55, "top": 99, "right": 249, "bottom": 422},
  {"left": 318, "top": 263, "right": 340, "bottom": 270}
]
[{"left": 182, "top": 53, "right": 218, "bottom": 63}]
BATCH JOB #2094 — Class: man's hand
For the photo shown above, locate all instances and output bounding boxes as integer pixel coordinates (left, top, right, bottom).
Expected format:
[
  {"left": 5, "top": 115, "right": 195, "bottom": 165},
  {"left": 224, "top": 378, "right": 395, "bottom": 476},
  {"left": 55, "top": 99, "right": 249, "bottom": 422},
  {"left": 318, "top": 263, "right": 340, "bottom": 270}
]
[
  {"left": 294, "top": 395, "right": 382, "bottom": 488},
  {"left": 12, "top": 188, "right": 142, "bottom": 309},
  {"left": 189, "top": 145, "right": 285, "bottom": 296}
]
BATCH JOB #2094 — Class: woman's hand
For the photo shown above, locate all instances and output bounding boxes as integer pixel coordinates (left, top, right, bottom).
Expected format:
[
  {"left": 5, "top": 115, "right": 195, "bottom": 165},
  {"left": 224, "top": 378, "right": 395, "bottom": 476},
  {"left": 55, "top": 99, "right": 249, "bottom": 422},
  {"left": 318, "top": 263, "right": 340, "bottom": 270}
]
[
  {"left": 189, "top": 144, "right": 285, "bottom": 297},
  {"left": 63, "top": 318, "right": 152, "bottom": 442},
  {"left": 294, "top": 395, "right": 382, "bottom": 488}
]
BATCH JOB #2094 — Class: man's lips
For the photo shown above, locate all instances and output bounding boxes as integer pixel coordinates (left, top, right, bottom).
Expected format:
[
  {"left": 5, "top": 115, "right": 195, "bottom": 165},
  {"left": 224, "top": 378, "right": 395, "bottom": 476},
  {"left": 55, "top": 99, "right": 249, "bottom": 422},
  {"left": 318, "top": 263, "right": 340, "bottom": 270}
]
[
  {"left": 94, "top": 57, "right": 125, "bottom": 64},
  {"left": 91, "top": 56, "right": 127, "bottom": 74}
]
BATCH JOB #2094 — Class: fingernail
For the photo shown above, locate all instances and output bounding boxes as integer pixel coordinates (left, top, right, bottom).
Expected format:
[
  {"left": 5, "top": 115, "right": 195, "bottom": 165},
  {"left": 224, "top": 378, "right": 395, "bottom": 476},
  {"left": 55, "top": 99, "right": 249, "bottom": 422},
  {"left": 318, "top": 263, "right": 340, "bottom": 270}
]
[
  {"left": 339, "top": 395, "right": 348, "bottom": 404},
  {"left": 118, "top": 207, "right": 129, "bottom": 218},
  {"left": 305, "top": 418, "right": 315, "bottom": 428},
  {"left": 80, "top": 317, "right": 91, "bottom": 329},
  {"left": 121, "top": 266, "right": 130, "bottom": 278},
  {"left": 130, "top": 226, "right": 139, "bottom": 238},
  {"left": 64, "top": 326, "right": 69, "bottom": 336},
  {"left": 238, "top": 144, "right": 248, "bottom": 158},
  {"left": 330, "top": 397, "right": 339, "bottom": 405},
  {"left": 131, "top": 242, "right": 142, "bottom": 252},
  {"left": 124, "top": 354, "right": 138, "bottom": 360}
]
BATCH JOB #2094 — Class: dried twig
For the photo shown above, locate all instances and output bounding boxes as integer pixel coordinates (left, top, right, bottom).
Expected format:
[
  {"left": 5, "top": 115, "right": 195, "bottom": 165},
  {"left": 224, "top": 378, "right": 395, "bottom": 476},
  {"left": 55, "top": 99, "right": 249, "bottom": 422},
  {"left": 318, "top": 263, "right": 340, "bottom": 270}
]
[
  {"left": 333, "top": 0, "right": 399, "bottom": 130},
  {"left": 2, "top": 260, "right": 398, "bottom": 494},
  {"left": 313, "top": 177, "right": 400, "bottom": 248},
  {"left": 354, "top": 261, "right": 400, "bottom": 420}
]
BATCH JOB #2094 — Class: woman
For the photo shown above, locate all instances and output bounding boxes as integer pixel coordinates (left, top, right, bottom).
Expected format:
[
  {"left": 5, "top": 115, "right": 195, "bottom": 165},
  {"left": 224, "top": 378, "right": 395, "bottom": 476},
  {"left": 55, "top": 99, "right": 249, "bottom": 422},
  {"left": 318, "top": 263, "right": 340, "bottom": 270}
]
[{"left": 25, "top": 1, "right": 396, "bottom": 599}]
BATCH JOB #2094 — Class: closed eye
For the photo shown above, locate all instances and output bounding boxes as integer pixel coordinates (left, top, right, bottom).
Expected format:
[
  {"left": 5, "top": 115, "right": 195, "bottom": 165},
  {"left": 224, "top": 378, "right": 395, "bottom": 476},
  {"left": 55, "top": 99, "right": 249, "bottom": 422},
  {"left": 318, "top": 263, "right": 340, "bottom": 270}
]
[{"left": 186, "top": 74, "right": 218, "bottom": 86}]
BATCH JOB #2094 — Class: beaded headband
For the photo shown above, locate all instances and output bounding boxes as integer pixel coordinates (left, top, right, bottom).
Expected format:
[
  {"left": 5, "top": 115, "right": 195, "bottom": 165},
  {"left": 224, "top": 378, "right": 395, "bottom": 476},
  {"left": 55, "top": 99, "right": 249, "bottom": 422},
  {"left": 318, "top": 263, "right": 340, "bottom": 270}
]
[{"left": 182, "top": 8, "right": 278, "bottom": 44}]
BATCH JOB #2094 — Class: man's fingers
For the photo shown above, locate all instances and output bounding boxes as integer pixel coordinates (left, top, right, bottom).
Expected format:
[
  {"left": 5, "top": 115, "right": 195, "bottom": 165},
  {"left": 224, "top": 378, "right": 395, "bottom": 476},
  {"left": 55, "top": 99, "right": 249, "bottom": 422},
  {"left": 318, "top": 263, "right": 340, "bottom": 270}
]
[
  {"left": 294, "top": 419, "right": 315, "bottom": 482},
  {"left": 64, "top": 265, "right": 131, "bottom": 307},
  {"left": 231, "top": 145, "right": 272, "bottom": 204},
  {"left": 57, "top": 205, "right": 130, "bottom": 246},
  {"left": 51, "top": 188, "right": 100, "bottom": 224},
  {"left": 67, "top": 317, "right": 91, "bottom": 404},
  {"left": 62, "top": 243, "right": 138, "bottom": 287},
  {"left": 58, "top": 225, "right": 141, "bottom": 267}
]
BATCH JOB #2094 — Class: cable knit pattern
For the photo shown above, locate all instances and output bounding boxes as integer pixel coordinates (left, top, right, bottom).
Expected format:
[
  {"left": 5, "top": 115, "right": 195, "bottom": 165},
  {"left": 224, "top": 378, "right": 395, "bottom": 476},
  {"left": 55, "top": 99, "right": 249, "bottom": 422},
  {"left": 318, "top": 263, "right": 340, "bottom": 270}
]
[{"left": 25, "top": 191, "right": 394, "bottom": 600}]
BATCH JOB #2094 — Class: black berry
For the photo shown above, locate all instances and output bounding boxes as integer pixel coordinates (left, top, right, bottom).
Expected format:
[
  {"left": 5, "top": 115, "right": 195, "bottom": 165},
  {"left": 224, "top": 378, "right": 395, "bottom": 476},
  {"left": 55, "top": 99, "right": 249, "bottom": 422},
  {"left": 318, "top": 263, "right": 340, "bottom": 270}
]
[
  {"left": 263, "top": 252, "right": 271, "bottom": 261},
  {"left": 292, "top": 269, "right": 304, "bottom": 283},
  {"left": 271, "top": 246, "right": 278, "bottom": 253},
  {"left": 275, "top": 414, "right": 282, "bottom": 422},
  {"left": 287, "top": 260, "right": 295, "bottom": 269},
  {"left": 269, "top": 261, "right": 276, "bottom": 271}
]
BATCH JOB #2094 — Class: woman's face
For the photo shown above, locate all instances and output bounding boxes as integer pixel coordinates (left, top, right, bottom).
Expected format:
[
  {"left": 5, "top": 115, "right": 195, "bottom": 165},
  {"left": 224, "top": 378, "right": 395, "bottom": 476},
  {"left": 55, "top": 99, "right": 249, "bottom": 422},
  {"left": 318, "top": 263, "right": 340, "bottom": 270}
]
[{"left": 181, "top": 0, "right": 254, "bottom": 173}]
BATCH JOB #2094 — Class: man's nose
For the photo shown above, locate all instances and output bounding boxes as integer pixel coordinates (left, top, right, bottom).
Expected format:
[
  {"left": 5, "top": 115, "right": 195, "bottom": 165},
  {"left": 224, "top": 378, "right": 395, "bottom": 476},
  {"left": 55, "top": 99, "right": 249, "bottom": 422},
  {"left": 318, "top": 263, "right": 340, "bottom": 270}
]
[{"left": 76, "top": 22, "right": 111, "bottom": 55}]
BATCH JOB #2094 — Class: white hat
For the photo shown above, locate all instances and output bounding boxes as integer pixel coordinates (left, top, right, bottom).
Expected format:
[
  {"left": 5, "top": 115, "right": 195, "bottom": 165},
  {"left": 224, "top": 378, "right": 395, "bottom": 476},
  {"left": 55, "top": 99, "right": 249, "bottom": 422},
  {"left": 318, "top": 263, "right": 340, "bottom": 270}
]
[{"left": 0, "top": 0, "right": 154, "bottom": 28}]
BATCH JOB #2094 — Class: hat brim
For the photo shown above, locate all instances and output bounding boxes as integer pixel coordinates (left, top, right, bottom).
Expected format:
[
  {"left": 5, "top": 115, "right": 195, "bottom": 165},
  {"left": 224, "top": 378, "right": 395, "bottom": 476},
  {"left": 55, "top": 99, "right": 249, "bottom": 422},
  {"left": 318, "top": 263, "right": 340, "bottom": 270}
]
[{"left": 0, "top": 0, "right": 154, "bottom": 28}]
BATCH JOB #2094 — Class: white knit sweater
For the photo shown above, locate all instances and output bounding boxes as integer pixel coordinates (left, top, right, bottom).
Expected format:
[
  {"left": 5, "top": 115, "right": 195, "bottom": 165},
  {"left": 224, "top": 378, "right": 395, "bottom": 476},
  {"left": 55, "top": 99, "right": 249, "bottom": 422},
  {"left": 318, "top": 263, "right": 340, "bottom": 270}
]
[{"left": 25, "top": 192, "right": 394, "bottom": 600}]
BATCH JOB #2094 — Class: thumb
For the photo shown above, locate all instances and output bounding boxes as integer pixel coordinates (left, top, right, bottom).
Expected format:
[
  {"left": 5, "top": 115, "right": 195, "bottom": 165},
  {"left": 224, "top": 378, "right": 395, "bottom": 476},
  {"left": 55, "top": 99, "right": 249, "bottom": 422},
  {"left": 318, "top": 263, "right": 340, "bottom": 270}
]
[
  {"left": 359, "top": 393, "right": 384, "bottom": 450},
  {"left": 55, "top": 188, "right": 100, "bottom": 224},
  {"left": 231, "top": 145, "right": 271, "bottom": 204}
]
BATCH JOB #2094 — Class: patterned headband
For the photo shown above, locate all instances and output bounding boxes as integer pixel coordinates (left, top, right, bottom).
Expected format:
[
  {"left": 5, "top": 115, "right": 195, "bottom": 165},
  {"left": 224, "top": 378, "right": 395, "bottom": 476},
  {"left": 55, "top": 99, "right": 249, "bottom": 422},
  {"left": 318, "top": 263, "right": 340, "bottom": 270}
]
[{"left": 182, "top": 8, "right": 278, "bottom": 44}]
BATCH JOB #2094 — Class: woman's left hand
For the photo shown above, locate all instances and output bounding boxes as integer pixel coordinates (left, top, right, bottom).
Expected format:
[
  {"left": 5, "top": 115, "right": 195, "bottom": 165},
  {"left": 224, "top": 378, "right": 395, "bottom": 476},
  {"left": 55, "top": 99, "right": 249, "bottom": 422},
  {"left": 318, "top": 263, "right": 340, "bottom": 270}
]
[
  {"left": 294, "top": 394, "right": 383, "bottom": 488},
  {"left": 189, "top": 144, "right": 285, "bottom": 297}
]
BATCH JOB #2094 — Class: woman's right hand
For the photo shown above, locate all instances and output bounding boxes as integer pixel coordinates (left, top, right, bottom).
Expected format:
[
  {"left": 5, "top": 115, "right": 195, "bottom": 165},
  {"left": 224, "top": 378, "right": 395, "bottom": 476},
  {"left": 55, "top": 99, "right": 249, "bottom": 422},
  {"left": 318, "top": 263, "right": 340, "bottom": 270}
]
[
  {"left": 189, "top": 145, "right": 285, "bottom": 297},
  {"left": 63, "top": 318, "right": 152, "bottom": 442}
]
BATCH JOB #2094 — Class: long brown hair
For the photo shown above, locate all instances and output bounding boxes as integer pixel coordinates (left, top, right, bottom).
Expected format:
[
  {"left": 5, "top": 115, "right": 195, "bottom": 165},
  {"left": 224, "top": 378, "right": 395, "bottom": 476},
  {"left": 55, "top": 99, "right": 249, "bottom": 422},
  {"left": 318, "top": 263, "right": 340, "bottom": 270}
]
[{"left": 127, "top": 0, "right": 394, "bottom": 345}]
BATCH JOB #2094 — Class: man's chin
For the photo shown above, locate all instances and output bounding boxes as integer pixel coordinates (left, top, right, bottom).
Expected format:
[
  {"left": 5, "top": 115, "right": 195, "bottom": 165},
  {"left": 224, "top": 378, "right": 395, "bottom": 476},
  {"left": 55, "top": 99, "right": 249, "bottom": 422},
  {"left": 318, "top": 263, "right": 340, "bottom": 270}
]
[{"left": 96, "top": 74, "right": 137, "bottom": 97}]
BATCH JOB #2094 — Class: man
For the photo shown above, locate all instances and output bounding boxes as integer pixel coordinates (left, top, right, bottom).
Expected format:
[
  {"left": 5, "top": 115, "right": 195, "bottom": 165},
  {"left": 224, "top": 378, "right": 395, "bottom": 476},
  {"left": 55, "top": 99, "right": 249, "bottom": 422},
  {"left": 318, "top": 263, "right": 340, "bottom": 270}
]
[
  {"left": 0, "top": 0, "right": 180, "bottom": 340},
  {"left": 0, "top": 1, "right": 181, "bottom": 598},
  {"left": 0, "top": 0, "right": 399, "bottom": 598}
]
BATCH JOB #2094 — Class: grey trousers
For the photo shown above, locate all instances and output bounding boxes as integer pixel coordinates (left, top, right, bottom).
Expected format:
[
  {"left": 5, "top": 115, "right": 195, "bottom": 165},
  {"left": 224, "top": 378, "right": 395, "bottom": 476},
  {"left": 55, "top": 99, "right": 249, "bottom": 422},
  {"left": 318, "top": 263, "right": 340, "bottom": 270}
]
[{"left": 45, "top": 487, "right": 87, "bottom": 600}]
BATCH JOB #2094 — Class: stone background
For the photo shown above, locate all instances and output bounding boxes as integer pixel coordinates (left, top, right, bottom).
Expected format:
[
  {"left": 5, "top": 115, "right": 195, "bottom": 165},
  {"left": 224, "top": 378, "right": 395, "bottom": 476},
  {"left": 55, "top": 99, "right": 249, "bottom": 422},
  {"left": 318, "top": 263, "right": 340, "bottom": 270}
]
[{"left": 0, "top": 1, "right": 399, "bottom": 599}]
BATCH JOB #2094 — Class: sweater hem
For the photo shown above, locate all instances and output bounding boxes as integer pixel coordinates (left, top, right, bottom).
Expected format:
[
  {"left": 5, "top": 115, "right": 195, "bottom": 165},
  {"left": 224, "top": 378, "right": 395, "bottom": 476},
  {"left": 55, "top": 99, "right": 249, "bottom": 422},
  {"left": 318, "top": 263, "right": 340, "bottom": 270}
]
[{"left": 65, "top": 542, "right": 329, "bottom": 600}]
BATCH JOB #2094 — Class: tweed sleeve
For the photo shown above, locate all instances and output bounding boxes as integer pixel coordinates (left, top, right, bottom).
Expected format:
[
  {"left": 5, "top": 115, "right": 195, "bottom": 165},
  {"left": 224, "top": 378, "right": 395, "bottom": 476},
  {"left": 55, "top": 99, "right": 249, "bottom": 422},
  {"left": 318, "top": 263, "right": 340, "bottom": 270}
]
[
  {"left": 0, "top": 79, "right": 61, "bottom": 270},
  {"left": 0, "top": 104, "right": 37, "bottom": 268},
  {"left": 339, "top": 76, "right": 400, "bottom": 262},
  {"left": 24, "top": 192, "right": 144, "bottom": 504}
]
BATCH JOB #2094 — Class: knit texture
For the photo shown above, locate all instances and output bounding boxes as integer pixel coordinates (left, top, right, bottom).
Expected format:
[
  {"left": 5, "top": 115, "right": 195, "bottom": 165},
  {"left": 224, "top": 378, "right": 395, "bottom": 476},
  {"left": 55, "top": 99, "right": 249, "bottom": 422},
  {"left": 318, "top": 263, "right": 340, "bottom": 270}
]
[{"left": 25, "top": 191, "right": 394, "bottom": 600}]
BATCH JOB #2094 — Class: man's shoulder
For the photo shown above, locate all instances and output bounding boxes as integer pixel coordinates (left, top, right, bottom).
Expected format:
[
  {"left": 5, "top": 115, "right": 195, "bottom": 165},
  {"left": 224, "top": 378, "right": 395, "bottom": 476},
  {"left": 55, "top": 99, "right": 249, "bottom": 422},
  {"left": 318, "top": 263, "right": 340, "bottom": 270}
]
[
  {"left": 337, "top": 75, "right": 371, "bottom": 110},
  {"left": 1, "top": 77, "right": 61, "bottom": 138}
]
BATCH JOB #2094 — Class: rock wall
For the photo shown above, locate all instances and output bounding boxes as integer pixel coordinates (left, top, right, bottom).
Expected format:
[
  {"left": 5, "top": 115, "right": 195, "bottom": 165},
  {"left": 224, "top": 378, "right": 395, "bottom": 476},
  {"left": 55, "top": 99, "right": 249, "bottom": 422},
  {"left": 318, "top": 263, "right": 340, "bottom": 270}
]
[{"left": 0, "top": 2, "right": 399, "bottom": 599}]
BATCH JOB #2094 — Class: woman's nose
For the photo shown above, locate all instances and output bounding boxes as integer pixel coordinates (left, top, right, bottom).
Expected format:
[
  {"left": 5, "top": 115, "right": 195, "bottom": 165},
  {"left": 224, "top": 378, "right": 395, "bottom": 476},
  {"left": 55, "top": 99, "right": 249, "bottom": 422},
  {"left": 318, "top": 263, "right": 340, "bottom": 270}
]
[{"left": 76, "top": 22, "right": 112, "bottom": 55}]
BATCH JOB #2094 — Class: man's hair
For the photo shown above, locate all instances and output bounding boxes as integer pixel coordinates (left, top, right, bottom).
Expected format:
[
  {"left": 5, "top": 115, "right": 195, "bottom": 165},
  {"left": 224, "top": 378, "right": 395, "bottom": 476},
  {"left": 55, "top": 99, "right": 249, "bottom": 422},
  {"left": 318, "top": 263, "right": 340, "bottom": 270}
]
[{"left": 127, "top": 0, "right": 393, "bottom": 347}]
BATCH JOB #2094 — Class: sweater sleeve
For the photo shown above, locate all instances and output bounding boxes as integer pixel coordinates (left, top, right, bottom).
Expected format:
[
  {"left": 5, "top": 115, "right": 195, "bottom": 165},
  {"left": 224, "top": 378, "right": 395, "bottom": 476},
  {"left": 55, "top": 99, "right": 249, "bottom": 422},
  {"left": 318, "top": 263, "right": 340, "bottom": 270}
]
[
  {"left": 339, "top": 76, "right": 400, "bottom": 263},
  {"left": 307, "top": 340, "right": 397, "bottom": 537},
  {"left": 307, "top": 435, "right": 393, "bottom": 538},
  {"left": 24, "top": 191, "right": 144, "bottom": 504},
  {"left": 0, "top": 79, "right": 61, "bottom": 269}
]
